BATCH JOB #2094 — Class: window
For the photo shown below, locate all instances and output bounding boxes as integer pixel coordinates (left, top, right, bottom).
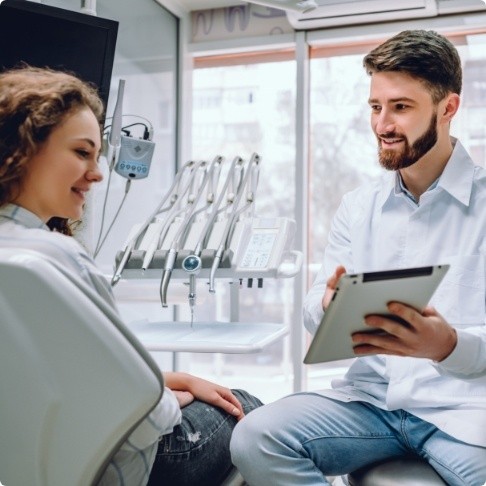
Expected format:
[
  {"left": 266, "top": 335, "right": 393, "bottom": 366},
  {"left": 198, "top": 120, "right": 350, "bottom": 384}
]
[
  {"left": 306, "top": 30, "right": 486, "bottom": 387},
  {"left": 188, "top": 55, "right": 297, "bottom": 403},
  {"left": 187, "top": 27, "right": 486, "bottom": 401}
]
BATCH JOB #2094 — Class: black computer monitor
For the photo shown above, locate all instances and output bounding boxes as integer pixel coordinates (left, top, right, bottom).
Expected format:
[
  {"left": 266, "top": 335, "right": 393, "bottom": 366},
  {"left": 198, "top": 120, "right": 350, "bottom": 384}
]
[{"left": 0, "top": 0, "right": 118, "bottom": 116}]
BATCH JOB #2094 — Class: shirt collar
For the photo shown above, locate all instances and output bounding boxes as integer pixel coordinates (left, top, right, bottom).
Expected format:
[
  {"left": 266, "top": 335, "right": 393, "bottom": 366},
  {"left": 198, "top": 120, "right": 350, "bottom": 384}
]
[
  {"left": 377, "top": 137, "right": 475, "bottom": 209},
  {"left": 436, "top": 138, "right": 475, "bottom": 207},
  {"left": 0, "top": 204, "right": 49, "bottom": 230}
]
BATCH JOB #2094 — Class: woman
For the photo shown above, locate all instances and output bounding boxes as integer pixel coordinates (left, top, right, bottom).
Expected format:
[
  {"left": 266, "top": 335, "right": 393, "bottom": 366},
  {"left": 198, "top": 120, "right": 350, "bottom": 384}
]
[{"left": 0, "top": 66, "right": 262, "bottom": 485}]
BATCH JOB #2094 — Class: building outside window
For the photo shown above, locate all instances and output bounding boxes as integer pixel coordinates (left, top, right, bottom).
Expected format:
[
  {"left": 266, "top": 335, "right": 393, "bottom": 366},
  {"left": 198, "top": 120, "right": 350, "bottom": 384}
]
[{"left": 187, "top": 28, "right": 486, "bottom": 403}]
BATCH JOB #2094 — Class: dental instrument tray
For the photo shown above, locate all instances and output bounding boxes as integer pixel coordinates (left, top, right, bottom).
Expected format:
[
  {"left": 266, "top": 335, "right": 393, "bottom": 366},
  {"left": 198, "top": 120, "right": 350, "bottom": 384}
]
[{"left": 125, "top": 320, "right": 289, "bottom": 354}]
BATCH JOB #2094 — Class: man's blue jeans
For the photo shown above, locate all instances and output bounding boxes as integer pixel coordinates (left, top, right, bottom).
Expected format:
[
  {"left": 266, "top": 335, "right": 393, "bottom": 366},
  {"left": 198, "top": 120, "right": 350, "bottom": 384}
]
[
  {"left": 230, "top": 393, "right": 486, "bottom": 486},
  {"left": 147, "top": 389, "right": 263, "bottom": 486}
]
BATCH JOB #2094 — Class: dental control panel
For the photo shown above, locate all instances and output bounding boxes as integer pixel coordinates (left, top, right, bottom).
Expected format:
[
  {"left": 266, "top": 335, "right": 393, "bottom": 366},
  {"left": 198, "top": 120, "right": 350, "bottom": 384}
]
[{"left": 115, "top": 135, "right": 155, "bottom": 180}]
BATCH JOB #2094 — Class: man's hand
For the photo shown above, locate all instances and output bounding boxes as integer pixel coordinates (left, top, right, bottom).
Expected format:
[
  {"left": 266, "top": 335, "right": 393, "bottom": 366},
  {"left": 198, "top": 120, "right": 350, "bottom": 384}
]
[
  {"left": 351, "top": 302, "right": 457, "bottom": 361},
  {"left": 322, "top": 265, "right": 346, "bottom": 310}
]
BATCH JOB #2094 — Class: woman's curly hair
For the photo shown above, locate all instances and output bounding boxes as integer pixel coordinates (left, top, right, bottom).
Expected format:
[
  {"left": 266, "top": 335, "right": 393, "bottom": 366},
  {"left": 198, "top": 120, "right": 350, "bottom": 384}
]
[{"left": 0, "top": 65, "right": 104, "bottom": 234}]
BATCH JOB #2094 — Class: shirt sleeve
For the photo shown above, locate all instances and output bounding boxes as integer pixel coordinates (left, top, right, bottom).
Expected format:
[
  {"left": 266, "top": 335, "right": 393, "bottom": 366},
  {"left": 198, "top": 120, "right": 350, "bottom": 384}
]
[
  {"left": 303, "top": 193, "right": 354, "bottom": 336},
  {"left": 123, "top": 387, "right": 182, "bottom": 449},
  {"left": 434, "top": 325, "right": 486, "bottom": 379},
  {"left": 97, "top": 388, "right": 181, "bottom": 486}
]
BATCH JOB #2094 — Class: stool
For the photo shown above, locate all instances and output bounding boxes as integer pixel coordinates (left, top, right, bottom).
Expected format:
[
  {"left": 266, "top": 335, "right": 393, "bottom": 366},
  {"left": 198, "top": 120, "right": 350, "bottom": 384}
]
[
  {"left": 221, "top": 467, "right": 246, "bottom": 486},
  {"left": 348, "top": 456, "right": 446, "bottom": 486}
]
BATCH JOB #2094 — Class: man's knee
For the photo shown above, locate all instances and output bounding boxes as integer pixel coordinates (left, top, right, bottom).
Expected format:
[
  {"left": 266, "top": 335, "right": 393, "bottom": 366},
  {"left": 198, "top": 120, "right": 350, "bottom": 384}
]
[{"left": 230, "top": 411, "right": 257, "bottom": 462}]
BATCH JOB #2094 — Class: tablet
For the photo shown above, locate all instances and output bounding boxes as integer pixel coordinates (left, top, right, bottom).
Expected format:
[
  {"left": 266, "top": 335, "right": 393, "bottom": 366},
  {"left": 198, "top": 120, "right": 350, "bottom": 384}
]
[{"left": 304, "top": 264, "right": 449, "bottom": 364}]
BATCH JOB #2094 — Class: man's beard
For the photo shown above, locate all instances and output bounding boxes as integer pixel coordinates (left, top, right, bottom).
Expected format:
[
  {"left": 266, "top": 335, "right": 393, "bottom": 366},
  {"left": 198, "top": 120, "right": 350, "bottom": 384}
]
[{"left": 378, "top": 113, "right": 438, "bottom": 171}]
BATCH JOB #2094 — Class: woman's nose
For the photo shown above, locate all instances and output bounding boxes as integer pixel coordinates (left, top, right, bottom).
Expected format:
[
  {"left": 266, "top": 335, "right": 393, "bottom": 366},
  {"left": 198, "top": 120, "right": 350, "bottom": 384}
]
[{"left": 86, "top": 165, "right": 103, "bottom": 183}]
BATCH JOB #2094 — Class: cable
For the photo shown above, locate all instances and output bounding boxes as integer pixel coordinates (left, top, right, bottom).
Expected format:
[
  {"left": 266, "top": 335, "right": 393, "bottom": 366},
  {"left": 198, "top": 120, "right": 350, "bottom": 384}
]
[
  {"left": 94, "top": 179, "right": 132, "bottom": 258},
  {"left": 93, "top": 167, "right": 114, "bottom": 258},
  {"left": 104, "top": 114, "right": 154, "bottom": 140},
  {"left": 120, "top": 122, "right": 151, "bottom": 140}
]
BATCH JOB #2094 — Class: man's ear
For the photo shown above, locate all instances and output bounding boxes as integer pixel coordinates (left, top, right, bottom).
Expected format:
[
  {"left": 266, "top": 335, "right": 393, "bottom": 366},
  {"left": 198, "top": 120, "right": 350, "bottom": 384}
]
[{"left": 440, "top": 93, "right": 460, "bottom": 124}]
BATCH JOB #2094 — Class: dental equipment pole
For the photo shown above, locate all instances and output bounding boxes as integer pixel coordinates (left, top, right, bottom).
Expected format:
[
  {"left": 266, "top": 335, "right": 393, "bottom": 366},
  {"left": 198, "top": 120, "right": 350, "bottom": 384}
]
[
  {"left": 80, "top": 0, "right": 97, "bottom": 15},
  {"left": 94, "top": 79, "right": 125, "bottom": 259},
  {"left": 208, "top": 153, "right": 260, "bottom": 292},
  {"left": 108, "top": 79, "right": 125, "bottom": 171},
  {"left": 111, "top": 160, "right": 193, "bottom": 286},
  {"left": 159, "top": 161, "right": 209, "bottom": 307}
]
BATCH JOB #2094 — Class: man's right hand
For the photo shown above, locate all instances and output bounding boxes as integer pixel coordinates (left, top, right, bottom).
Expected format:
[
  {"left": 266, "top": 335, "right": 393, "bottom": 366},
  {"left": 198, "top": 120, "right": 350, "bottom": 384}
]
[{"left": 322, "top": 265, "right": 346, "bottom": 310}]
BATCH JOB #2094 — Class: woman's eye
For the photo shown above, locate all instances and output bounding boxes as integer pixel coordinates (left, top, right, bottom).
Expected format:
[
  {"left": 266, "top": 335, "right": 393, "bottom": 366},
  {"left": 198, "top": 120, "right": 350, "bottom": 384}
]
[{"left": 76, "top": 149, "right": 90, "bottom": 158}]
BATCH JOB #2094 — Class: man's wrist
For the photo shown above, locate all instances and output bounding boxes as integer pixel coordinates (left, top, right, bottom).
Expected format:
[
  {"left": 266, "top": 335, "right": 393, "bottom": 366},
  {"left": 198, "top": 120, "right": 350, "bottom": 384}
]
[{"left": 436, "top": 327, "right": 458, "bottom": 362}]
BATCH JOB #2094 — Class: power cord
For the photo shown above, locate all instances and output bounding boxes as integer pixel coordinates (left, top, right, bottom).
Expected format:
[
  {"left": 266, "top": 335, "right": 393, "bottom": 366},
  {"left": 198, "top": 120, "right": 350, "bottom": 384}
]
[
  {"left": 93, "top": 114, "right": 154, "bottom": 259},
  {"left": 94, "top": 178, "right": 131, "bottom": 258}
]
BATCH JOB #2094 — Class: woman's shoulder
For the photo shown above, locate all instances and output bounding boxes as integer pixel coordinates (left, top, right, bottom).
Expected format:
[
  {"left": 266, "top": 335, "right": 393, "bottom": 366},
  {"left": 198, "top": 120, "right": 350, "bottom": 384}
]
[{"left": 0, "top": 219, "right": 89, "bottom": 269}]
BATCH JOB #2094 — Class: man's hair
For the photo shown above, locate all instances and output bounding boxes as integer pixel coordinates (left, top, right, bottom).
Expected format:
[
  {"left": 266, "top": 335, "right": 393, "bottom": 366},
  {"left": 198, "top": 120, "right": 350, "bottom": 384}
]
[
  {"left": 363, "top": 30, "right": 462, "bottom": 103},
  {"left": 0, "top": 65, "right": 104, "bottom": 233}
]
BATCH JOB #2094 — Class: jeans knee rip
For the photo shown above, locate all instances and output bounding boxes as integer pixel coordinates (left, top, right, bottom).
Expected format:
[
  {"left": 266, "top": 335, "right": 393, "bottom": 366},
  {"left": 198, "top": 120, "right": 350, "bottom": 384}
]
[{"left": 176, "top": 431, "right": 202, "bottom": 443}]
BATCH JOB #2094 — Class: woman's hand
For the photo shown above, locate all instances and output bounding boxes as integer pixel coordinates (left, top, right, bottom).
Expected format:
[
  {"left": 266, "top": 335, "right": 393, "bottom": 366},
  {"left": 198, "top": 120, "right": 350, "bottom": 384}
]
[
  {"left": 173, "top": 390, "right": 195, "bottom": 408},
  {"left": 164, "top": 372, "right": 245, "bottom": 421}
]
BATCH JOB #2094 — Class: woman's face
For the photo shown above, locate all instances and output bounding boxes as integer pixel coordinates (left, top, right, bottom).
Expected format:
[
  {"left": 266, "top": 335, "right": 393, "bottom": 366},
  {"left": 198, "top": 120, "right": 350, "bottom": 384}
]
[{"left": 13, "top": 107, "right": 103, "bottom": 222}]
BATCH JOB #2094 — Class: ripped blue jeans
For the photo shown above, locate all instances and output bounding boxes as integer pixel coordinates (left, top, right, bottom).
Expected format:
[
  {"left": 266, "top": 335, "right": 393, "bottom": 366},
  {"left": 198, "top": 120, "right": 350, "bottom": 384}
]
[{"left": 147, "top": 389, "right": 262, "bottom": 486}]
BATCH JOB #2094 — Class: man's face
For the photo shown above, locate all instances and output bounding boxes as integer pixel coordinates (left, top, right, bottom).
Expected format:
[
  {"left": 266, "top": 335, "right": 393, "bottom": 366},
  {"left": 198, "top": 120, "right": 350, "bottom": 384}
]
[{"left": 368, "top": 71, "right": 439, "bottom": 171}]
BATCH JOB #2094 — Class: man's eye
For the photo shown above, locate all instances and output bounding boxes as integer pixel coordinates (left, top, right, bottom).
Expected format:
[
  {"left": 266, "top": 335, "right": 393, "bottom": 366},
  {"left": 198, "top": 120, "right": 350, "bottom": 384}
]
[{"left": 370, "top": 105, "right": 381, "bottom": 112}]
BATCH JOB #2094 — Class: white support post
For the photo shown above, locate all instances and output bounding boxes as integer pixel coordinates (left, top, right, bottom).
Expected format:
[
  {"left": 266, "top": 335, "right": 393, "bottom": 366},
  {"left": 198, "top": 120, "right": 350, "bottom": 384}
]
[{"left": 292, "top": 30, "right": 310, "bottom": 393}]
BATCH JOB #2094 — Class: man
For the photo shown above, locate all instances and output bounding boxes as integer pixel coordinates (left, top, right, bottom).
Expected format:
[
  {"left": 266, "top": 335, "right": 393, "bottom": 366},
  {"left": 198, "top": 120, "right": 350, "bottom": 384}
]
[{"left": 230, "top": 30, "right": 486, "bottom": 485}]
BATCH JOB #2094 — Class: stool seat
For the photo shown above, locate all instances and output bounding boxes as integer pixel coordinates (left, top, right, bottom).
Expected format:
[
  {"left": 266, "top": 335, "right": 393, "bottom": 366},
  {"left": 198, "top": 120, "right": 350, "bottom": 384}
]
[{"left": 348, "top": 456, "right": 446, "bottom": 486}]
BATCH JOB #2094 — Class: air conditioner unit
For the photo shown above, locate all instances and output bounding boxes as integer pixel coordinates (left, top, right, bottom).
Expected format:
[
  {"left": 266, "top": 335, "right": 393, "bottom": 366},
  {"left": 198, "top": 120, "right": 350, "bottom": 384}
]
[
  {"left": 286, "top": 0, "right": 438, "bottom": 30},
  {"left": 437, "top": 0, "right": 486, "bottom": 15}
]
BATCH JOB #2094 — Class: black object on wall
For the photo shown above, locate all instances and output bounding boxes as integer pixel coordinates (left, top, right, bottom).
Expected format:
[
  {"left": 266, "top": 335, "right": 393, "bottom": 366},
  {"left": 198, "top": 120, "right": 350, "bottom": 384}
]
[{"left": 0, "top": 0, "right": 118, "bottom": 115}]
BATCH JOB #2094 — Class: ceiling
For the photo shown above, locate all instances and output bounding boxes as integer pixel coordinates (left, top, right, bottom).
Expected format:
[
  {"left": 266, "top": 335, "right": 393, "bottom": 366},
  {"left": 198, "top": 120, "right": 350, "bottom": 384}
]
[{"left": 171, "top": 0, "right": 246, "bottom": 11}]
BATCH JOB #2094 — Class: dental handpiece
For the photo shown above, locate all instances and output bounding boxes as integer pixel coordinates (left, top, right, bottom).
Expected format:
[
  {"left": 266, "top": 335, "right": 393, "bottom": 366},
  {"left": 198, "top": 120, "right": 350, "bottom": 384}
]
[
  {"left": 159, "top": 248, "right": 177, "bottom": 307},
  {"left": 208, "top": 245, "right": 223, "bottom": 293},
  {"left": 182, "top": 254, "right": 202, "bottom": 327},
  {"left": 111, "top": 241, "right": 134, "bottom": 286}
]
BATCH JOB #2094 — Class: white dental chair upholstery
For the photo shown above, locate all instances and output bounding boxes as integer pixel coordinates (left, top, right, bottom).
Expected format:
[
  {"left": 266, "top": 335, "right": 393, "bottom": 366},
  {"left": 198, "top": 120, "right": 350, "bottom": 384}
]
[
  {"left": 0, "top": 248, "right": 164, "bottom": 486},
  {"left": 348, "top": 456, "right": 446, "bottom": 485}
]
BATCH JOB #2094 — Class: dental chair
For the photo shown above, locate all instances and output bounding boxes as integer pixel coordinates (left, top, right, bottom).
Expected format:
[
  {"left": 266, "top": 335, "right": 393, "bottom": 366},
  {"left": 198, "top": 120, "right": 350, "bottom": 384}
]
[{"left": 0, "top": 248, "right": 164, "bottom": 486}]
